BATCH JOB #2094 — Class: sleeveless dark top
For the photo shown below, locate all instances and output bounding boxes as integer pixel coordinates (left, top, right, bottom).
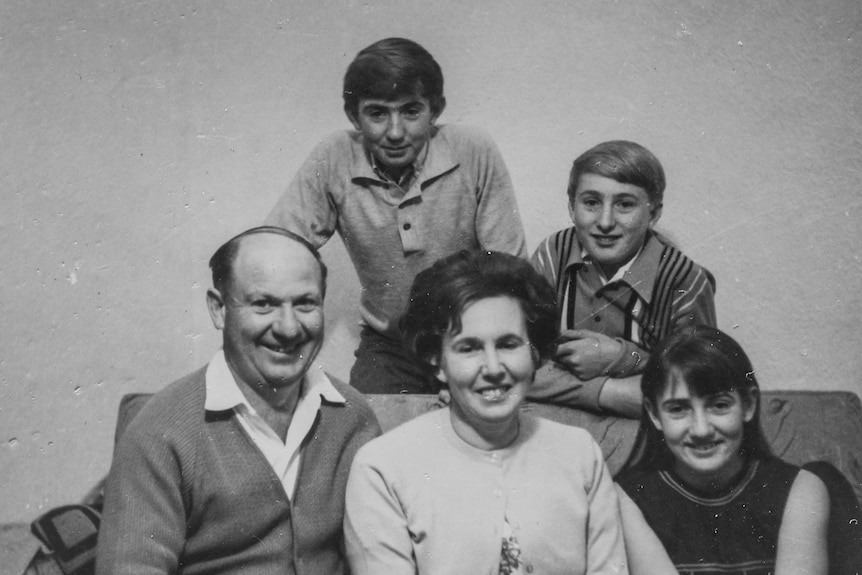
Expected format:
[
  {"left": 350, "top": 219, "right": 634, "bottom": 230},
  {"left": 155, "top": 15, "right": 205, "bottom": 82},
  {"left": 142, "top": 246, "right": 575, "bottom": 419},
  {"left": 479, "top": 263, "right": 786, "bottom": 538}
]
[{"left": 618, "top": 458, "right": 799, "bottom": 575}]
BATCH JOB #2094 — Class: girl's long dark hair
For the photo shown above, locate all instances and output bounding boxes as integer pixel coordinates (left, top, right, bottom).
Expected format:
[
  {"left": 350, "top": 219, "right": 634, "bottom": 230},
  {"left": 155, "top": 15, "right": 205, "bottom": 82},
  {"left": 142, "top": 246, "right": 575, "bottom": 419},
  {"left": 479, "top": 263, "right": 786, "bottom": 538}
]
[{"left": 619, "top": 325, "right": 773, "bottom": 476}]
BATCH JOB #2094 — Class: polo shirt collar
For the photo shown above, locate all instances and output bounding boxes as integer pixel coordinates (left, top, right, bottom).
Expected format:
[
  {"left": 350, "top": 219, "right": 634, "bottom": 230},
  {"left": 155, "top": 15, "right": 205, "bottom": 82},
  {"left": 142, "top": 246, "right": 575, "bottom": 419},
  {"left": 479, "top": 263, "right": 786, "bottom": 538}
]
[
  {"left": 204, "top": 350, "right": 345, "bottom": 413},
  {"left": 563, "top": 230, "right": 664, "bottom": 304},
  {"left": 349, "top": 125, "right": 459, "bottom": 194}
]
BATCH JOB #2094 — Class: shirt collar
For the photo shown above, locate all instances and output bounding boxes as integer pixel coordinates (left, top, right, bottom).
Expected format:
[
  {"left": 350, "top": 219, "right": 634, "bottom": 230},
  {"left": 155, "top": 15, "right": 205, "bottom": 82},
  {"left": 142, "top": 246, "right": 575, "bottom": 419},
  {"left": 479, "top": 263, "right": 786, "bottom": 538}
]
[
  {"left": 565, "top": 231, "right": 664, "bottom": 303},
  {"left": 350, "top": 126, "right": 459, "bottom": 196},
  {"left": 204, "top": 350, "right": 345, "bottom": 413}
]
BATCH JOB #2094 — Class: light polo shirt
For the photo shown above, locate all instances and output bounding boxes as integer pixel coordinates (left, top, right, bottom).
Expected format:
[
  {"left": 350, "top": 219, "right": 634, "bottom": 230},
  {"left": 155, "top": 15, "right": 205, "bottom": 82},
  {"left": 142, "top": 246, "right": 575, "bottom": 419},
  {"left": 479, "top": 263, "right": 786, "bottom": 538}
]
[
  {"left": 265, "top": 124, "right": 527, "bottom": 339},
  {"left": 204, "top": 350, "right": 346, "bottom": 500}
]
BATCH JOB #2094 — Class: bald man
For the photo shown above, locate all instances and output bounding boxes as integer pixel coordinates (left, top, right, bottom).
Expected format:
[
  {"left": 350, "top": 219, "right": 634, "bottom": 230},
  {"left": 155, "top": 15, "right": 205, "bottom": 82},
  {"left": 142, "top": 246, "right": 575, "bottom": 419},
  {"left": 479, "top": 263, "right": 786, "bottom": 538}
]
[{"left": 97, "top": 227, "right": 381, "bottom": 575}]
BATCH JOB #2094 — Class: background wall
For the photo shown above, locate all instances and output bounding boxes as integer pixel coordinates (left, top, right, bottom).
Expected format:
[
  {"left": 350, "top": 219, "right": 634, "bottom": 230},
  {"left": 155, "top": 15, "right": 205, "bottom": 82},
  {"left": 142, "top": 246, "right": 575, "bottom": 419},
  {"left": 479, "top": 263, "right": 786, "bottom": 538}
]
[{"left": 1, "top": 0, "right": 859, "bottom": 522}]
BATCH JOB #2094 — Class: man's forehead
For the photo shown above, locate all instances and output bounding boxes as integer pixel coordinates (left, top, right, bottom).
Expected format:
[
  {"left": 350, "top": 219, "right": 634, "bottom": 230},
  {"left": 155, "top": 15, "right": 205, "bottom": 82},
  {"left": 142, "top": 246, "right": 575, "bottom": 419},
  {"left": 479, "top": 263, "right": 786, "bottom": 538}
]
[
  {"left": 232, "top": 234, "right": 319, "bottom": 277},
  {"left": 359, "top": 94, "right": 429, "bottom": 108}
]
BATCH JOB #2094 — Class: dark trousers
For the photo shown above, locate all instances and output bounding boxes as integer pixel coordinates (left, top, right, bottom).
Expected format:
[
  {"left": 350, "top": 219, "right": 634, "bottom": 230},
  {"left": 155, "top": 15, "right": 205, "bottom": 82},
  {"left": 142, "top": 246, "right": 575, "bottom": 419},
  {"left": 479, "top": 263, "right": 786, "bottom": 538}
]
[{"left": 349, "top": 327, "right": 440, "bottom": 394}]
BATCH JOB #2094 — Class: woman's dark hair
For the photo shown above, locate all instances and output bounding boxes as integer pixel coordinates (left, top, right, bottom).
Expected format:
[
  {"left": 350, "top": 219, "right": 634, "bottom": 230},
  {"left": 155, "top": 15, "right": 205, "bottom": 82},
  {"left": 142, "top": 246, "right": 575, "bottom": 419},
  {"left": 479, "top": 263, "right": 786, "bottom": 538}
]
[
  {"left": 343, "top": 37, "right": 446, "bottom": 118},
  {"left": 400, "top": 250, "right": 558, "bottom": 367},
  {"left": 567, "top": 140, "right": 666, "bottom": 208},
  {"left": 619, "top": 325, "right": 773, "bottom": 475}
]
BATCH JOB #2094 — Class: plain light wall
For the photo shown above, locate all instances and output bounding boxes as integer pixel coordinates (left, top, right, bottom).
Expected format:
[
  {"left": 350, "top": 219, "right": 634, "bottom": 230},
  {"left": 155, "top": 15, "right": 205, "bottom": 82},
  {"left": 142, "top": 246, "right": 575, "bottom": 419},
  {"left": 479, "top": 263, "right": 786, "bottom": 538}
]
[{"left": 1, "top": 0, "right": 859, "bottom": 522}]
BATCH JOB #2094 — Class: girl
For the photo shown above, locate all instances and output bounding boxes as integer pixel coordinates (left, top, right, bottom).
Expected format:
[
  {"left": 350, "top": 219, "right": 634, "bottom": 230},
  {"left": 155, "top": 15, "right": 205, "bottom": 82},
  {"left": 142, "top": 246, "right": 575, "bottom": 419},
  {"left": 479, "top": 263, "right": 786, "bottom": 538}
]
[{"left": 617, "top": 325, "right": 829, "bottom": 575}]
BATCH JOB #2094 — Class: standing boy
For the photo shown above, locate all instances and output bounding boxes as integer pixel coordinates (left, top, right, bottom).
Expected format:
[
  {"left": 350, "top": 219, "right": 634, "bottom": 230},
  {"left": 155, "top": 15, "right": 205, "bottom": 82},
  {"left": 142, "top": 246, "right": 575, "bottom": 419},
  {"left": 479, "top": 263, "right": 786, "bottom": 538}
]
[
  {"left": 266, "top": 38, "right": 526, "bottom": 394},
  {"left": 530, "top": 141, "right": 716, "bottom": 417}
]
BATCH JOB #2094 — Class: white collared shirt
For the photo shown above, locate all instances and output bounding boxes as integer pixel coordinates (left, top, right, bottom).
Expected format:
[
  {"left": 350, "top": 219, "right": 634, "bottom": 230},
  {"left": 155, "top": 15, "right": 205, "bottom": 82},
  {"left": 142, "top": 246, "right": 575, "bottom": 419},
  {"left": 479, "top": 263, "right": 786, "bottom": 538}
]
[{"left": 204, "top": 350, "right": 345, "bottom": 500}]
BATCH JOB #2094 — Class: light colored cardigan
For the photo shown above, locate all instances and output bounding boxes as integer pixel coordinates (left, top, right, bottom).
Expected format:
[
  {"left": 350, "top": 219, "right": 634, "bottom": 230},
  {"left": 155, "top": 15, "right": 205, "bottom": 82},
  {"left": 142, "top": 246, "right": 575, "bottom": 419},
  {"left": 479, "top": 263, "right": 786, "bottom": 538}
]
[{"left": 344, "top": 408, "right": 629, "bottom": 575}]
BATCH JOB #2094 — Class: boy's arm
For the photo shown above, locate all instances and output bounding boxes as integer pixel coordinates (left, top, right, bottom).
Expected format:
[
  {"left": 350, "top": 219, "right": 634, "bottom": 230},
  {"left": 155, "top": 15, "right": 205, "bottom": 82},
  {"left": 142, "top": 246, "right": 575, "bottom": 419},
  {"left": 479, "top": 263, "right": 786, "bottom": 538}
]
[
  {"left": 264, "top": 138, "right": 340, "bottom": 248},
  {"left": 554, "top": 330, "right": 648, "bottom": 380},
  {"left": 528, "top": 362, "right": 642, "bottom": 418},
  {"left": 471, "top": 130, "right": 527, "bottom": 258}
]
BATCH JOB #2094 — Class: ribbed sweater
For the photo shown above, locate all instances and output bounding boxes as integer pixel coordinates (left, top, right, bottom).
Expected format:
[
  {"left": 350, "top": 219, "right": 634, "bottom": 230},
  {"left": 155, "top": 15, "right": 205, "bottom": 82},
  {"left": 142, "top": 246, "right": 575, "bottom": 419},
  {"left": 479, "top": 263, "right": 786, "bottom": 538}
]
[{"left": 96, "top": 366, "right": 381, "bottom": 574}]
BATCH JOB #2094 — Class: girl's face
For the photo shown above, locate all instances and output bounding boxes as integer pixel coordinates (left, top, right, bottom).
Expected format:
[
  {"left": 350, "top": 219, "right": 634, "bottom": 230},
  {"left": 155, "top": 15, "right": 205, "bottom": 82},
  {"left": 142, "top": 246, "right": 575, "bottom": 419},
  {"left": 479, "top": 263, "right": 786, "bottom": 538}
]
[
  {"left": 646, "top": 370, "right": 757, "bottom": 491},
  {"left": 436, "top": 296, "right": 536, "bottom": 449}
]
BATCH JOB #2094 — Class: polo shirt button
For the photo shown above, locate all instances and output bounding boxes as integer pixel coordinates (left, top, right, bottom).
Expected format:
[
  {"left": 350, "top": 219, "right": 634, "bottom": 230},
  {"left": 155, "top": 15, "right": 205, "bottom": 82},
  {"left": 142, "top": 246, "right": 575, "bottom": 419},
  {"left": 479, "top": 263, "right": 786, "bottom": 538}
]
[
  {"left": 594, "top": 315, "right": 601, "bottom": 322},
  {"left": 403, "top": 223, "right": 411, "bottom": 230}
]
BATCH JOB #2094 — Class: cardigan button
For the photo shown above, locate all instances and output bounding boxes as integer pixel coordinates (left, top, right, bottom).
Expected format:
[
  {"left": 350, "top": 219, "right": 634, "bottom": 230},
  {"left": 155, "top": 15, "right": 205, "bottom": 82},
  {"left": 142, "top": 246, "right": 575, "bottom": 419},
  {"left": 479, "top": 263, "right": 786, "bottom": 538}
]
[{"left": 403, "top": 223, "right": 411, "bottom": 230}]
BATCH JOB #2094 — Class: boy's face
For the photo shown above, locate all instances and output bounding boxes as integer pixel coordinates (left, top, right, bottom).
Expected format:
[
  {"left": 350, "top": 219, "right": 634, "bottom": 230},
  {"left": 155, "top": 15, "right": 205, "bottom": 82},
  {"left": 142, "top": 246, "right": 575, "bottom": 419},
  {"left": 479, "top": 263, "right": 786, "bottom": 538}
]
[
  {"left": 570, "top": 173, "right": 661, "bottom": 278},
  {"left": 347, "top": 94, "right": 439, "bottom": 172}
]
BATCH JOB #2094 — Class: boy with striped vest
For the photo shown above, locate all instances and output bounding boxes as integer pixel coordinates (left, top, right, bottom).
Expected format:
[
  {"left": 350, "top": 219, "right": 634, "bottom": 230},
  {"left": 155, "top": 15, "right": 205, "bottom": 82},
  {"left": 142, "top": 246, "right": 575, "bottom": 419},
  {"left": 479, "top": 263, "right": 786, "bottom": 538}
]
[{"left": 529, "top": 141, "right": 715, "bottom": 417}]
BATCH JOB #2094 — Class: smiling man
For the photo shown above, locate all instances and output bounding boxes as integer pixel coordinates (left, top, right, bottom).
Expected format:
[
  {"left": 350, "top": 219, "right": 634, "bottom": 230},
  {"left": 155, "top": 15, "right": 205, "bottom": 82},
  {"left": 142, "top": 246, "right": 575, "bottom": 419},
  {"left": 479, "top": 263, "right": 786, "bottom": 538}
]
[
  {"left": 96, "top": 227, "right": 381, "bottom": 575},
  {"left": 529, "top": 141, "right": 716, "bottom": 417},
  {"left": 265, "top": 37, "right": 527, "bottom": 394}
]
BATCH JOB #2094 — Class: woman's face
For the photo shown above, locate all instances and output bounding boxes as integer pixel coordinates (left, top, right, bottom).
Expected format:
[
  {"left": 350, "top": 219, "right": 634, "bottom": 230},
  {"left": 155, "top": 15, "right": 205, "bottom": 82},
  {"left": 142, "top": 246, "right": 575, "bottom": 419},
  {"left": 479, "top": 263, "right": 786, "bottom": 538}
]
[
  {"left": 436, "top": 296, "right": 537, "bottom": 448},
  {"left": 646, "top": 370, "right": 756, "bottom": 491}
]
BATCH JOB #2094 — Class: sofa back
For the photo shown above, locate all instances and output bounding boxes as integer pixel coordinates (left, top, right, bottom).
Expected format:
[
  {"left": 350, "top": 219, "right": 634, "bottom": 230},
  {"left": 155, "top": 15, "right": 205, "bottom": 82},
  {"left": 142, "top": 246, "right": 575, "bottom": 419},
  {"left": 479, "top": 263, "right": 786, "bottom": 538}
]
[{"left": 117, "top": 390, "right": 862, "bottom": 501}]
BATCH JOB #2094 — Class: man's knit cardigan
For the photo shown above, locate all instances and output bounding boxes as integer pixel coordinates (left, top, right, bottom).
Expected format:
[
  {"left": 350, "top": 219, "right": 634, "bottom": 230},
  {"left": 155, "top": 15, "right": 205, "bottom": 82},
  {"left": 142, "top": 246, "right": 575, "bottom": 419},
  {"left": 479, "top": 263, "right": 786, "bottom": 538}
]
[{"left": 96, "top": 366, "right": 381, "bottom": 575}]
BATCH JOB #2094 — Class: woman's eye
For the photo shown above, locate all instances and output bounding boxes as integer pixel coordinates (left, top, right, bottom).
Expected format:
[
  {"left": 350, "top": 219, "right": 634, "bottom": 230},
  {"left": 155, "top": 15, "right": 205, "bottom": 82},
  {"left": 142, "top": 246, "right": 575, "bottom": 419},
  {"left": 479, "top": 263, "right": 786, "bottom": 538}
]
[
  {"left": 665, "top": 404, "right": 687, "bottom": 416},
  {"left": 453, "top": 343, "right": 477, "bottom": 354},
  {"left": 498, "top": 338, "right": 523, "bottom": 350}
]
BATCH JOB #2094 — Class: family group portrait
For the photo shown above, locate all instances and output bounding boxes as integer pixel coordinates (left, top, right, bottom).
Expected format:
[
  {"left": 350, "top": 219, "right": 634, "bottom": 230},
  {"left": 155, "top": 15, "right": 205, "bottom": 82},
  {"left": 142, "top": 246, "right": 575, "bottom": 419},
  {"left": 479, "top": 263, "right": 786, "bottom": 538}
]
[{"left": 1, "top": 1, "right": 860, "bottom": 574}]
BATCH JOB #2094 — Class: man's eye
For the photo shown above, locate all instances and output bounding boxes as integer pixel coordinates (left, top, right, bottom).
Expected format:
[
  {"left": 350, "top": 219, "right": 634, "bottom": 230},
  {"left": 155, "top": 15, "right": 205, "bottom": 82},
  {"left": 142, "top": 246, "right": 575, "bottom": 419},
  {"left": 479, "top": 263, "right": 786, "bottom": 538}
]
[
  {"left": 616, "top": 200, "right": 637, "bottom": 211},
  {"left": 580, "top": 198, "right": 600, "bottom": 209},
  {"left": 366, "top": 110, "right": 386, "bottom": 121},
  {"left": 295, "top": 300, "right": 320, "bottom": 312},
  {"left": 403, "top": 108, "right": 421, "bottom": 119},
  {"left": 252, "top": 300, "right": 275, "bottom": 311}
]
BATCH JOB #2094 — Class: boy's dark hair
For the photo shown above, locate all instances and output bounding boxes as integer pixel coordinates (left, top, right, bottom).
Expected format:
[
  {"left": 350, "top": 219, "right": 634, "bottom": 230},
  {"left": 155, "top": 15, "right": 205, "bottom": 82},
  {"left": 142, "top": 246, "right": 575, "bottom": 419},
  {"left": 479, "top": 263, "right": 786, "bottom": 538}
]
[
  {"left": 400, "top": 250, "right": 558, "bottom": 368},
  {"left": 343, "top": 37, "right": 446, "bottom": 118},
  {"left": 209, "top": 226, "right": 327, "bottom": 297},
  {"left": 619, "top": 325, "right": 773, "bottom": 476},
  {"left": 567, "top": 140, "right": 666, "bottom": 207}
]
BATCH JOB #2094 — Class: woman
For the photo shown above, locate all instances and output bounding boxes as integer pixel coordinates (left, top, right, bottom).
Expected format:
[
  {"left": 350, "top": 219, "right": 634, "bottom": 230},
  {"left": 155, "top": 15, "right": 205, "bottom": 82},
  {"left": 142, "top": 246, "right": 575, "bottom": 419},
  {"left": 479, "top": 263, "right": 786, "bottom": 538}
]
[
  {"left": 344, "top": 250, "right": 629, "bottom": 574},
  {"left": 616, "top": 325, "right": 829, "bottom": 575}
]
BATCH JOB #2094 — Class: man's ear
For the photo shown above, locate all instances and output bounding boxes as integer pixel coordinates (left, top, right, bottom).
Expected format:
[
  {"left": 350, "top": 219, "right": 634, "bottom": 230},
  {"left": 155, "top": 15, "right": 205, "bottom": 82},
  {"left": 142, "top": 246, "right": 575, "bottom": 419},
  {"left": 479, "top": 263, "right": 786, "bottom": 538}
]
[
  {"left": 345, "top": 107, "right": 361, "bottom": 131},
  {"left": 431, "top": 97, "right": 446, "bottom": 124},
  {"left": 649, "top": 203, "right": 663, "bottom": 229},
  {"left": 644, "top": 398, "right": 663, "bottom": 431},
  {"left": 206, "top": 288, "right": 226, "bottom": 330},
  {"left": 741, "top": 387, "right": 759, "bottom": 423}
]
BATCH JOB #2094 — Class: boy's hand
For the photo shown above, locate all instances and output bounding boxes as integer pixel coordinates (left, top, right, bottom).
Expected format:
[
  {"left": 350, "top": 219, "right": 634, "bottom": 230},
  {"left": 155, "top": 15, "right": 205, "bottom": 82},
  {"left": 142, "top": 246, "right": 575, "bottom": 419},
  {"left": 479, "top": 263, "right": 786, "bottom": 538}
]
[{"left": 553, "top": 329, "right": 623, "bottom": 380}]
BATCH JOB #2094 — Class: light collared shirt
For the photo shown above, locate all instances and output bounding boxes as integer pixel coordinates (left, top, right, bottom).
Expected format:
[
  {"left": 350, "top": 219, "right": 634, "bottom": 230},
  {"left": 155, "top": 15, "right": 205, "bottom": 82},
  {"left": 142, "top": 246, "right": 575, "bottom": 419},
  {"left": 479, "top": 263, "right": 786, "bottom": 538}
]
[{"left": 204, "top": 350, "right": 346, "bottom": 500}]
